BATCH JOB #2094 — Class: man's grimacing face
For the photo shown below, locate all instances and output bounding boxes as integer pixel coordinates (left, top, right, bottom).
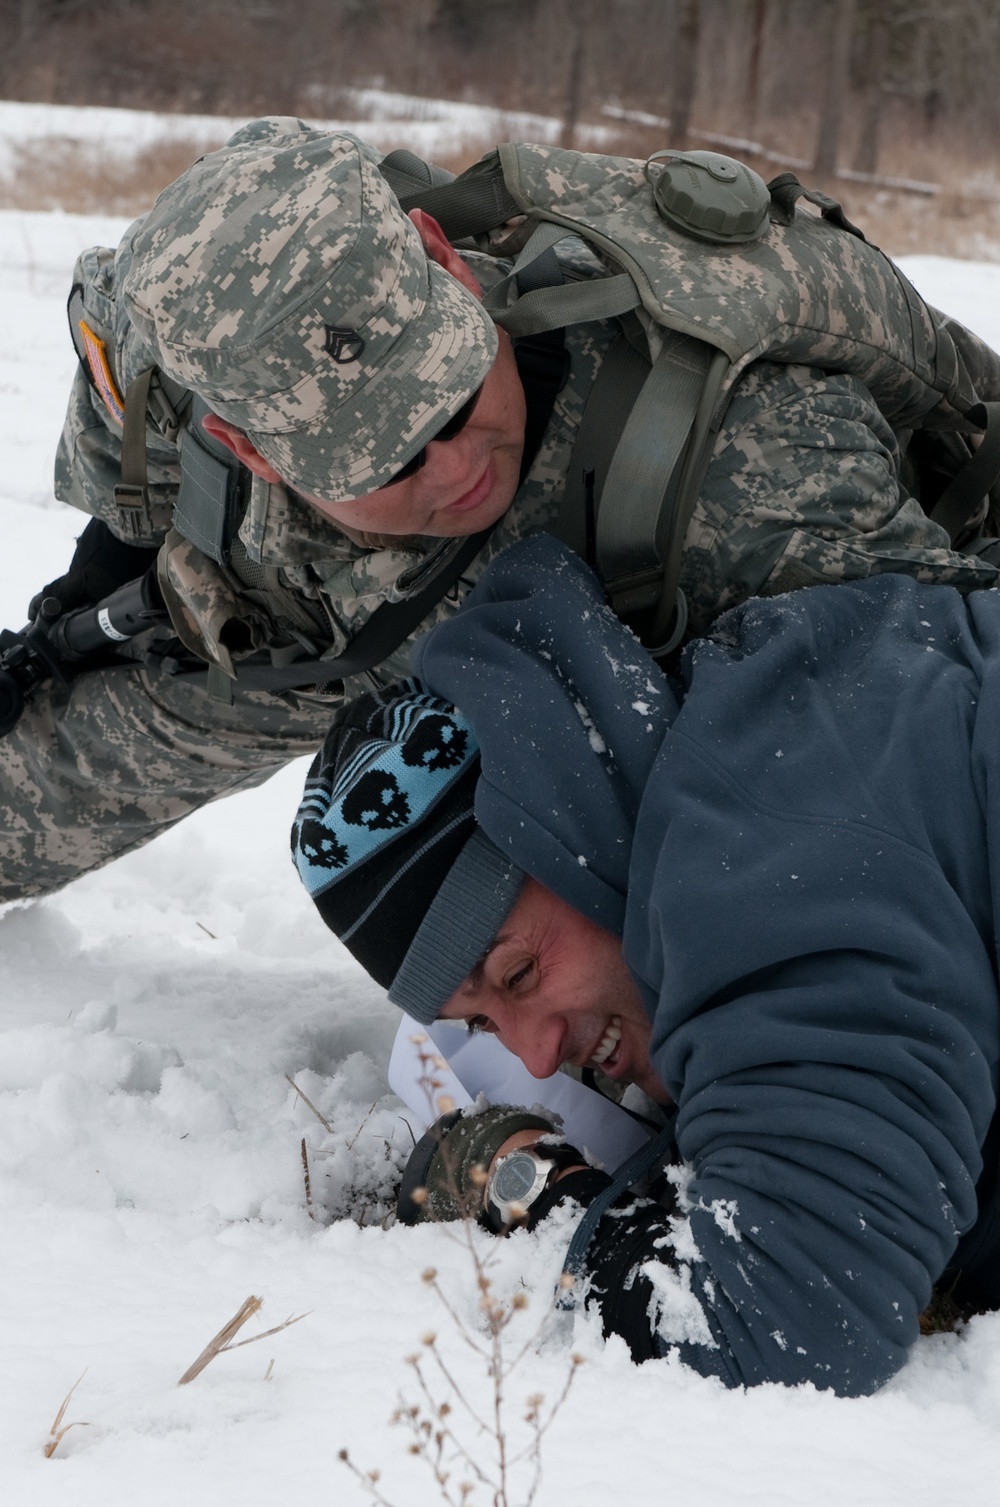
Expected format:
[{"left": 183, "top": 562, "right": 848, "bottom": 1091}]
[{"left": 437, "top": 877, "right": 671, "bottom": 1105}]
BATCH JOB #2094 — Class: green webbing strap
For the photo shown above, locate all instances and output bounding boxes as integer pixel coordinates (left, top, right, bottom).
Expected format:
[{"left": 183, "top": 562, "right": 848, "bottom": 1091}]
[
  {"left": 113, "top": 366, "right": 155, "bottom": 539},
  {"left": 377, "top": 148, "right": 456, "bottom": 200},
  {"left": 648, "top": 349, "right": 730, "bottom": 649},
  {"left": 930, "top": 401, "right": 1000, "bottom": 544},
  {"left": 174, "top": 396, "right": 244, "bottom": 566},
  {"left": 394, "top": 162, "right": 520, "bottom": 243},
  {"left": 483, "top": 219, "right": 572, "bottom": 313},
  {"left": 554, "top": 332, "right": 651, "bottom": 559},
  {"left": 489, "top": 271, "right": 640, "bottom": 339},
  {"left": 596, "top": 333, "right": 718, "bottom": 622}
]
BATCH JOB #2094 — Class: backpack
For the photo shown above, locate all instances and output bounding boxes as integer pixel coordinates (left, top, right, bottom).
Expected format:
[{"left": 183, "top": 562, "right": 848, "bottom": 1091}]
[{"left": 383, "top": 142, "right": 1000, "bottom": 652}]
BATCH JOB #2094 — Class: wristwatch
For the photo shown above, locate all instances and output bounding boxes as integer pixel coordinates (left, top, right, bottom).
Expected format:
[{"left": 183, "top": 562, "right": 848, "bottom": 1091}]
[{"left": 484, "top": 1143, "right": 584, "bottom": 1232}]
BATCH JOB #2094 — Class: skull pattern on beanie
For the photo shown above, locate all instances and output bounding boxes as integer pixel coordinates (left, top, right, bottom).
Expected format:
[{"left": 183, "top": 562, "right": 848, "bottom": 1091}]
[{"left": 291, "top": 680, "right": 523, "bottom": 1015}]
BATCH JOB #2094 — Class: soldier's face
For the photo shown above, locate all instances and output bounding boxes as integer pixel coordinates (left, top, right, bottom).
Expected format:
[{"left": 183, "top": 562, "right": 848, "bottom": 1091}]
[
  {"left": 296, "top": 325, "right": 527, "bottom": 538},
  {"left": 437, "top": 877, "right": 670, "bottom": 1104}
]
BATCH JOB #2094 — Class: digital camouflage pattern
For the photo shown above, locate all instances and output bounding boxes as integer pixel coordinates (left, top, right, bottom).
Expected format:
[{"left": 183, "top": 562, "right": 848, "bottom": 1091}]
[
  {"left": 5, "top": 126, "right": 1000, "bottom": 901},
  {"left": 0, "top": 655, "right": 341, "bottom": 900}
]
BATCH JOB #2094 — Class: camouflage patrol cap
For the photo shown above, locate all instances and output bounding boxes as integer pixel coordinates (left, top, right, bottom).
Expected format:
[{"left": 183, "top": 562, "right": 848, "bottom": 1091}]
[{"left": 121, "top": 117, "right": 497, "bottom": 501}]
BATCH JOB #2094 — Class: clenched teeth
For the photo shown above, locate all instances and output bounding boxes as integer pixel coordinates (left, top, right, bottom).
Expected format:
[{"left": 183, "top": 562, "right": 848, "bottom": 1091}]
[{"left": 590, "top": 1015, "right": 622, "bottom": 1066}]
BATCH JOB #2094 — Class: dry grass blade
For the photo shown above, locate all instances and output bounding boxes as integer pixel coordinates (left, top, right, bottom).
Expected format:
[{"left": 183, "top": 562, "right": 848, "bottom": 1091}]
[
  {"left": 346, "top": 1100, "right": 378, "bottom": 1150},
  {"left": 222, "top": 1311, "right": 309, "bottom": 1351},
  {"left": 285, "top": 1073, "right": 334, "bottom": 1133},
  {"left": 177, "top": 1295, "right": 263, "bottom": 1385},
  {"left": 178, "top": 1295, "right": 310, "bottom": 1384},
  {"left": 301, "top": 1136, "right": 314, "bottom": 1220},
  {"left": 43, "top": 1370, "right": 89, "bottom": 1458}
]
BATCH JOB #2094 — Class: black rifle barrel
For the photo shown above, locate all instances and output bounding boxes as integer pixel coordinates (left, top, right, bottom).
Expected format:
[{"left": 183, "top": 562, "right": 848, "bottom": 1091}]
[
  {"left": 48, "top": 572, "right": 165, "bottom": 662},
  {"left": 0, "top": 570, "right": 168, "bottom": 738}
]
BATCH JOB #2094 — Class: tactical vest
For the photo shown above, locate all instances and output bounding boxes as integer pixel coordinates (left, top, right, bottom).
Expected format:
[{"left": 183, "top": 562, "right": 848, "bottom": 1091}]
[{"left": 385, "top": 142, "right": 1000, "bottom": 652}]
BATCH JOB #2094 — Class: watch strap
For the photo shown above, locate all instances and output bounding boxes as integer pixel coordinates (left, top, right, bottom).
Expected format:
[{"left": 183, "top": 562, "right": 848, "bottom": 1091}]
[
  {"left": 524, "top": 1166, "right": 612, "bottom": 1232},
  {"left": 485, "top": 1142, "right": 597, "bottom": 1233}
]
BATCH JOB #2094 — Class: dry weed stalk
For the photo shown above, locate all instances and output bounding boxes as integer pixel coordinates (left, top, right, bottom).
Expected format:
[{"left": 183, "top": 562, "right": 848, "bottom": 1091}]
[
  {"left": 178, "top": 1295, "right": 308, "bottom": 1385},
  {"left": 341, "top": 1037, "right": 583, "bottom": 1507},
  {"left": 285, "top": 1072, "right": 334, "bottom": 1133},
  {"left": 301, "top": 1136, "right": 315, "bottom": 1220},
  {"left": 42, "top": 1370, "right": 89, "bottom": 1459}
]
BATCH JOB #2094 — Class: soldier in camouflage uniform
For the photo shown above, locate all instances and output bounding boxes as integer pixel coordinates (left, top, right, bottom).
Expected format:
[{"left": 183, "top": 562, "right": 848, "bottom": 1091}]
[{"left": 2, "top": 115, "right": 997, "bottom": 902}]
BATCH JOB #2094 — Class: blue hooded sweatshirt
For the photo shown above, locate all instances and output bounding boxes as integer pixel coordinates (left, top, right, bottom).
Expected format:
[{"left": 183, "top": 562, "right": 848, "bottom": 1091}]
[{"left": 411, "top": 532, "right": 1000, "bottom": 1395}]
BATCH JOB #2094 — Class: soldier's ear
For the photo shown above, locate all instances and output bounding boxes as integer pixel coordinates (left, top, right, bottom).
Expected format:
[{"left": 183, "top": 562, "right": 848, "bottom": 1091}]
[
  {"left": 408, "top": 209, "right": 484, "bottom": 301},
  {"left": 201, "top": 413, "right": 284, "bottom": 484}
]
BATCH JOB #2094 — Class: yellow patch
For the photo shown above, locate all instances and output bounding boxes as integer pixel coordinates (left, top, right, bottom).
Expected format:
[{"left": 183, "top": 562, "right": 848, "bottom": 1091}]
[{"left": 80, "top": 319, "right": 125, "bottom": 427}]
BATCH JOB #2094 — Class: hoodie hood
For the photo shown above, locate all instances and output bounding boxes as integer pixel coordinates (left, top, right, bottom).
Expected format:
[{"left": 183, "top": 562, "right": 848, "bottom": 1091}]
[{"left": 411, "top": 534, "right": 678, "bottom": 935}]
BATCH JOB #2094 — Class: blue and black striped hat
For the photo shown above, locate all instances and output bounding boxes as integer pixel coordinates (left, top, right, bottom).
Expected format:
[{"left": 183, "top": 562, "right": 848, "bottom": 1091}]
[{"left": 291, "top": 680, "right": 523, "bottom": 1023}]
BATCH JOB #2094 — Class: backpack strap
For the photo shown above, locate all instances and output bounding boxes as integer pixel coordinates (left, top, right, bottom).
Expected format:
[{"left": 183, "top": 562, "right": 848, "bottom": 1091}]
[
  {"left": 510, "top": 241, "right": 570, "bottom": 481},
  {"left": 595, "top": 334, "right": 727, "bottom": 642},
  {"left": 480, "top": 216, "right": 735, "bottom": 652},
  {"left": 112, "top": 366, "right": 157, "bottom": 539},
  {"left": 173, "top": 395, "right": 247, "bottom": 565},
  {"left": 377, "top": 148, "right": 456, "bottom": 199},
  {"left": 390, "top": 153, "right": 521, "bottom": 242},
  {"left": 929, "top": 401, "right": 1000, "bottom": 544},
  {"left": 554, "top": 331, "right": 651, "bottom": 563}
]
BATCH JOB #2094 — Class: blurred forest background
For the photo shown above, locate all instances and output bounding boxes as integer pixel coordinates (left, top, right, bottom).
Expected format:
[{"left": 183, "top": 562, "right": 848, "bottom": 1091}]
[{"left": 2, "top": 0, "right": 999, "bottom": 255}]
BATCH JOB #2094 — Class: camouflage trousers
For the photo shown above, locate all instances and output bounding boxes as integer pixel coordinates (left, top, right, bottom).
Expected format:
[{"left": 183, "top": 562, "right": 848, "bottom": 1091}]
[{"left": 0, "top": 662, "right": 339, "bottom": 902}]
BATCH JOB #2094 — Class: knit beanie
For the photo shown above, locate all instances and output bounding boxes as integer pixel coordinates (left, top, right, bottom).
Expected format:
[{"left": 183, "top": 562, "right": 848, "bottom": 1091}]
[{"left": 291, "top": 680, "right": 524, "bottom": 1022}]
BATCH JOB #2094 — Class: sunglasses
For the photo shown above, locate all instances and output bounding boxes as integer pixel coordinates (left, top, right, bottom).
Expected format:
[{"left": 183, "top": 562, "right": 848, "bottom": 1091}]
[{"left": 382, "top": 384, "right": 484, "bottom": 486}]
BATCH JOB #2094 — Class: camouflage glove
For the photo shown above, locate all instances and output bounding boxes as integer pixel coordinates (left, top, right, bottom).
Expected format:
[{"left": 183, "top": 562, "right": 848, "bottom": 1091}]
[
  {"left": 29, "top": 517, "right": 159, "bottom": 620},
  {"left": 397, "top": 1105, "right": 557, "bottom": 1225}
]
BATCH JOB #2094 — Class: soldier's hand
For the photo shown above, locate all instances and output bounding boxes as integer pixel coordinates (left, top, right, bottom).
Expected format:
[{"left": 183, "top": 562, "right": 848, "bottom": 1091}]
[
  {"left": 29, "top": 517, "right": 159, "bottom": 620},
  {"left": 397, "top": 1104, "right": 558, "bottom": 1225}
]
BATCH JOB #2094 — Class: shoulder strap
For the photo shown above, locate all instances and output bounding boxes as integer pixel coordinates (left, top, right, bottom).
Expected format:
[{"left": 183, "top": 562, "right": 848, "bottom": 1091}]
[
  {"left": 930, "top": 401, "right": 1000, "bottom": 544},
  {"left": 174, "top": 395, "right": 246, "bottom": 565},
  {"left": 111, "top": 366, "right": 156, "bottom": 539},
  {"left": 554, "top": 331, "right": 651, "bottom": 563},
  {"left": 389, "top": 152, "right": 521, "bottom": 243}
]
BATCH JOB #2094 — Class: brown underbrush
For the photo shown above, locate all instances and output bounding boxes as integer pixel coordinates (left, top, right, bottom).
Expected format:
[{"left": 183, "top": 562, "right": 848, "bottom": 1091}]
[{"left": 3, "top": 117, "right": 1000, "bottom": 264}]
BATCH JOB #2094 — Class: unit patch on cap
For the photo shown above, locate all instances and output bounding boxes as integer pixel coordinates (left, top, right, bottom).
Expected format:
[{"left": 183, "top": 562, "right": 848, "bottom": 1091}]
[
  {"left": 292, "top": 690, "right": 476, "bottom": 900},
  {"left": 79, "top": 319, "right": 125, "bottom": 427}
]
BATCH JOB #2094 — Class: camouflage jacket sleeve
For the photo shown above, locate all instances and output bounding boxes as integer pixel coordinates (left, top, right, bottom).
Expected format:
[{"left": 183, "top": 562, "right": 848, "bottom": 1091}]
[
  {"left": 53, "top": 243, "right": 180, "bottom": 544},
  {"left": 680, "top": 359, "right": 1000, "bottom": 636}
]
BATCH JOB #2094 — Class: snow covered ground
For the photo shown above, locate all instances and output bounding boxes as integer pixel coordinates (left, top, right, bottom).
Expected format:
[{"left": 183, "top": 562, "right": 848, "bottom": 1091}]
[{"left": 3, "top": 102, "right": 1000, "bottom": 1505}]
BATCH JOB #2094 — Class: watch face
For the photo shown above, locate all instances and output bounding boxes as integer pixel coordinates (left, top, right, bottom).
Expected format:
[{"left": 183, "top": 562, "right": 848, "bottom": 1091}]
[{"left": 492, "top": 1151, "right": 541, "bottom": 1205}]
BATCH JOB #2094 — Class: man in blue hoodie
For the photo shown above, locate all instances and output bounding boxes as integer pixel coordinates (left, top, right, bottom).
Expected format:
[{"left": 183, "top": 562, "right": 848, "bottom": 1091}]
[{"left": 291, "top": 532, "right": 1000, "bottom": 1395}]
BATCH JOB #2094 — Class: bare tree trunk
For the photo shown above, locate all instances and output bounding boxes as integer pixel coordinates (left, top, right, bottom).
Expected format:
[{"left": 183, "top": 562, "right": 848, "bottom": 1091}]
[
  {"left": 853, "top": 10, "right": 888, "bottom": 176},
  {"left": 560, "top": 0, "right": 590, "bottom": 149},
  {"left": 744, "top": 0, "right": 768, "bottom": 139},
  {"left": 672, "top": 0, "right": 701, "bottom": 151},
  {"left": 813, "top": 0, "right": 855, "bottom": 180}
]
